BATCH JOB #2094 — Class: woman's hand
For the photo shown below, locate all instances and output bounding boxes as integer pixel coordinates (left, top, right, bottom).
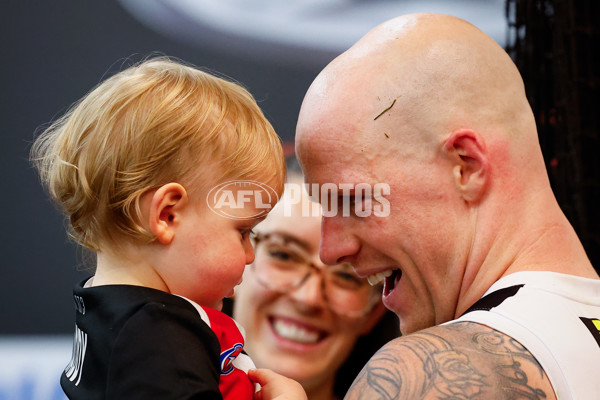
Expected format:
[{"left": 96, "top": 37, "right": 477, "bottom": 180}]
[{"left": 249, "top": 368, "right": 307, "bottom": 400}]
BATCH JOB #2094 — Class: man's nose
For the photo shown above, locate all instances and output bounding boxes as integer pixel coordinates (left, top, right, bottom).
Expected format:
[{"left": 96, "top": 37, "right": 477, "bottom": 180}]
[{"left": 319, "top": 215, "right": 359, "bottom": 266}]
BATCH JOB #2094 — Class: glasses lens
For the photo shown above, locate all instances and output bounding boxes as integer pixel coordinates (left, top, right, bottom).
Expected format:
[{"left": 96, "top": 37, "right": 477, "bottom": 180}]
[
  {"left": 253, "top": 233, "right": 379, "bottom": 317},
  {"left": 253, "top": 238, "right": 310, "bottom": 290}
]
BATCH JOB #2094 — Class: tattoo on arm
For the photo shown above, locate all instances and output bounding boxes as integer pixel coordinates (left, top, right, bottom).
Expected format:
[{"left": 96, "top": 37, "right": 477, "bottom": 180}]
[
  {"left": 347, "top": 323, "right": 549, "bottom": 400},
  {"left": 472, "top": 329, "right": 547, "bottom": 399},
  {"left": 361, "top": 351, "right": 402, "bottom": 399}
]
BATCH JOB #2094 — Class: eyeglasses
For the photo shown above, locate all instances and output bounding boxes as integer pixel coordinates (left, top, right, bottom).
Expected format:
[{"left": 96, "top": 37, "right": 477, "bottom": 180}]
[{"left": 251, "top": 232, "right": 380, "bottom": 317}]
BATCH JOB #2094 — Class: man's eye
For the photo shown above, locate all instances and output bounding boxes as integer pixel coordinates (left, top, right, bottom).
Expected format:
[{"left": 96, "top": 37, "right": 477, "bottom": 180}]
[{"left": 239, "top": 229, "right": 254, "bottom": 239}]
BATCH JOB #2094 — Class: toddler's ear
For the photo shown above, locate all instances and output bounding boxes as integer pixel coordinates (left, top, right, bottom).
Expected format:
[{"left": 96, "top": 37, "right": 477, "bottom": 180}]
[{"left": 148, "top": 183, "right": 188, "bottom": 244}]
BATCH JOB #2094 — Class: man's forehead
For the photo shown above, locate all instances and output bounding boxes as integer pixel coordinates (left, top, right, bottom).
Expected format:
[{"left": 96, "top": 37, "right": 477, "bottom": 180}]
[
  {"left": 296, "top": 94, "right": 370, "bottom": 163},
  {"left": 296, "top": 143, "right": 334, "bottom": 185},
  {"left": 299, "top": 149, "right": 378, "bottom": 190}
]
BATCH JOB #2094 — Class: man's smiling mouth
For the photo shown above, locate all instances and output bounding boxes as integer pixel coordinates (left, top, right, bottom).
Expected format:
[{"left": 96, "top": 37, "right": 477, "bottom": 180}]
[{"left": 367, "top": 268, "right": 402, "bottom": 296}]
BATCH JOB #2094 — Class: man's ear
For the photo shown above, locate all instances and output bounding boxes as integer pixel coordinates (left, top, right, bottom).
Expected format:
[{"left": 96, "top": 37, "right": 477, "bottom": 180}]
[
  {"left": 148, "top": 183, "right": 188, "bottom": 244},
  {"left": 444, "top": 129, "right": 489, "bottom": 203}
]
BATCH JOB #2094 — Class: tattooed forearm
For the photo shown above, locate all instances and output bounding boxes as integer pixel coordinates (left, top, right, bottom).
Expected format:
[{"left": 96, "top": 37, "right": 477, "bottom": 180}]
[{"left": 345, "top": 323, "right": 553, "bottom": 400}]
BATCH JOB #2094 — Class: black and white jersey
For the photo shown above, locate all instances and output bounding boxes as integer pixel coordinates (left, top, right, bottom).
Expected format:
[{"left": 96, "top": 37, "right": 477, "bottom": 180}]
[
  {"left": 61, "top": 279, "right": 225, "bottom": 399},
  {"left": 451, "top": 271, "right": 600, "bottom": 400}
]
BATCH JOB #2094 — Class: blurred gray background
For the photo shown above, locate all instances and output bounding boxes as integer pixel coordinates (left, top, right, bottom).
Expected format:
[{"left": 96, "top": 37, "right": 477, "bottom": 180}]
[
  {"left": 3, "top": 0, "right": 509, "bottom": 336},
  {"left": 3, "top": 2, "right": 600, "bottom": 398}
]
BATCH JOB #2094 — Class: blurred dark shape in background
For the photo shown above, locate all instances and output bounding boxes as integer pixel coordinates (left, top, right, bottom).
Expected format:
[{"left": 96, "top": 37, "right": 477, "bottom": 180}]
[{"left": 506, "top": 0, "right": 600, "bottom": 271}]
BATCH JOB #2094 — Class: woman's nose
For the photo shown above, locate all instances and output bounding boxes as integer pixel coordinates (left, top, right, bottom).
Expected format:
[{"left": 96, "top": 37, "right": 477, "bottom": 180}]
[{"left": 289, "top": 272, "right": 327, "bottom": 310}]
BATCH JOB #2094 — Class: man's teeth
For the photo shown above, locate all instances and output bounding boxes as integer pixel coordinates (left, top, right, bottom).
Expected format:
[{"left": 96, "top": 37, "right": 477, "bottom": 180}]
[
  {"left": 272, "top": 319, "right": 320, "bottom": 344},
  {"left": 367, "top": 269, "right": 394, "bottom": 286}
]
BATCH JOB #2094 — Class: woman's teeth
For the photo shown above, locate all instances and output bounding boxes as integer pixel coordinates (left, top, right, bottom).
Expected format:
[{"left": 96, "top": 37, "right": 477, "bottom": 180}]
[
  {"left": 367, "top": 269, "right": 394, "bottom": 286},
  {"left": 272, "top": 319, "right": 320, "bottom": 344}
]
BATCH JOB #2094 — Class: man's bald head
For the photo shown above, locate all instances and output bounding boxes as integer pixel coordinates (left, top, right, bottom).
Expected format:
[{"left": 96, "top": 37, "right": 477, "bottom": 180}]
[
  {"left": 295, "top": 13, "right": 598, "bottom": 333},
  {"left": 296, "top": 13, "right": 543, "bottom": 180}
]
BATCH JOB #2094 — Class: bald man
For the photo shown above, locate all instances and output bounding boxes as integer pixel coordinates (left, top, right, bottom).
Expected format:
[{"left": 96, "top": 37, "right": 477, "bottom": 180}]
[{"left": 295, "top": 13, "right": 600, "bottom": 400}]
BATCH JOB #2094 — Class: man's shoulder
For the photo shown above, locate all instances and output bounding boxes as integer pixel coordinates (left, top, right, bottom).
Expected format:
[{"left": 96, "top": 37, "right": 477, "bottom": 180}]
[{"left": 345, "top": 322, "right": 555, "bottom": 400}]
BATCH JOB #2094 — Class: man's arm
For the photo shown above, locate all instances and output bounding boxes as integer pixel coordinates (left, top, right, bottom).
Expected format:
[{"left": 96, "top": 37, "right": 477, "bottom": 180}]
[{"left": 346, "top": 322, "right": 554, "bottom": 400}]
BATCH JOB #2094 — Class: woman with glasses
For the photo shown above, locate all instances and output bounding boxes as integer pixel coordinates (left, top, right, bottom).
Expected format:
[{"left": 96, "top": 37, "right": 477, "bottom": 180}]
[{"left": 231, "top": 171, "right": 400, "bottom": 400}]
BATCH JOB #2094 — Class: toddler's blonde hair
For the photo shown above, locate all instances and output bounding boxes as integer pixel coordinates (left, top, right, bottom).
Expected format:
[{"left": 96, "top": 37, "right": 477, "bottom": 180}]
[{"left": 31, "top": 57, "right": 285, "bottom": 251}]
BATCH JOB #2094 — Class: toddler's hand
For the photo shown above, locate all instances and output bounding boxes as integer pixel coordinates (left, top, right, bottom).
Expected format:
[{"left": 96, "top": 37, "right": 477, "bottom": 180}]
[{"left": 249, "top": 368, "right": 307, "bottom": 400}]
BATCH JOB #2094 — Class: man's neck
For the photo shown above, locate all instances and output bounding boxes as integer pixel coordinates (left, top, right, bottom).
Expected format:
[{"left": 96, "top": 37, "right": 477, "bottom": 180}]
[{"left": 455, "top": 198, "right": 598, "bottom": 318}]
